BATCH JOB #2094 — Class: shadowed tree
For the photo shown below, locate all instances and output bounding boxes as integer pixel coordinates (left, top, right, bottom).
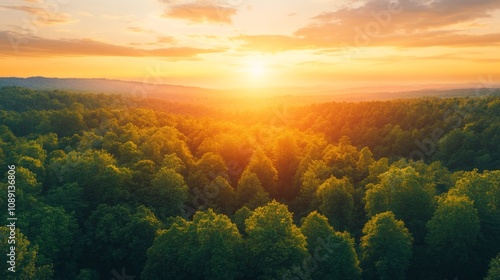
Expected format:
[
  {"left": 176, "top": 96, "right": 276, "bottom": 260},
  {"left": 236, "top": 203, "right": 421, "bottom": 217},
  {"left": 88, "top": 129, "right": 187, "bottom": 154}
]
[
  {"left": 245, "top": 148, "right": 279, "bottom": 197},
  {"left": 485, "top": 253, "right": 500, "bottom": 280},
  {"left": 449, "top": 170, "right": 500, "bottom": 268},
  {"left": 51, "top": 150, "right": 132, "bottom": 210},
  {"left": 235, "top": 170, "right": 270, "bottom": 210},
  {"left": 143, "top": 167, "right": 189, "bottom": 220},
  {"left": 300, "top": 211, "right": 362, "bottom": 280},
  {"left": 142, "top": 210, "right": 243, "bottom": 280},
  {"left": 271, "top": 132, "right": 301, "bottom": 199},
  {"left": 361, "top": 211, "right": 413, "bottom": 280},
  {"left": 0, "top": 227, "right": 53, "bottom": 280},
  {"left": 207, "top": 176, "right": 236, "bottom": 215},
  {"left": 84, "top": 204, "right": 163, "bottom": 277},
  {"left": 232, "top": 206, "right": 253, "bottom": 235},
  {"left": 291, "top": 159, "right": 332, "bottom": 217},
  {"left": 316, "top": 176, "right": 355, "bottom": 231},
  {"left": 19, "top": 204, "right": 79, "bottom": 279},
  {"left": 426, "top": 195, "right": 480, "bottom": 278}
]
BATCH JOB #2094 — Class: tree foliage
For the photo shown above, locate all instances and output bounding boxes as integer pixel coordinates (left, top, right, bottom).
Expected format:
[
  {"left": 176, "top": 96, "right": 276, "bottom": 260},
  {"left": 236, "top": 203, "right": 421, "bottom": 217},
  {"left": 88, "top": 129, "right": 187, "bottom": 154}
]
[
  {"left": 361, "top": 211, "right": 413, "bottom": 280},
  {"left": 1, "top": 87, "right": 499, "bottom": 279}
]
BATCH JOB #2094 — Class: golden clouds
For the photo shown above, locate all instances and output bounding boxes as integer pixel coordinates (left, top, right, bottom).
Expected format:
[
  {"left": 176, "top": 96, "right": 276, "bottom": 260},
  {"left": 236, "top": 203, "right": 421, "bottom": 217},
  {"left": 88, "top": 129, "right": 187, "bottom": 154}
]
[
  {"left": 0, "top": 31, "right": 221, "bottom": 58},
  {"left": 162, "top": 2, "right": 238, "bottom": 24}
]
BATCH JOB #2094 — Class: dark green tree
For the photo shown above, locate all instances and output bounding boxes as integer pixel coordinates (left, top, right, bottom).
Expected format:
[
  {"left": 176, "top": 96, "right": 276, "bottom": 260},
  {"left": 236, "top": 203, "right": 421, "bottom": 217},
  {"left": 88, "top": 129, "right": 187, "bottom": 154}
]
[
  {"left": 142, "top": 210, "right": 242, "bottom": 280},
  {"left": 84, "top": 204, "right": 162, "bottom": 276},
  {"left": 0, "top": 227, "right": 53, "bottom": 280},
  {"left": 316, "top": 176, "right": 355, "bottom": 230},
  {"left": 300, "top": 211, "right": 361, "bottom": 280},
  {"left": 144, "top": 167, "right": 189, "bottom": 220},
  {"left": 426, "top": 195, "right": 481, "bottom": 278},
  {"left": 361, "top": 211, "right": 413, "bottom": 280},
  {"left": 485, "top": 253, "right": 500, "bottom": 280},
  {"left": 245, "top": 148, "right": 279, "bottom": 197},
  {"left": 235, "top": 170, "right": 270, "bottom": 210}
]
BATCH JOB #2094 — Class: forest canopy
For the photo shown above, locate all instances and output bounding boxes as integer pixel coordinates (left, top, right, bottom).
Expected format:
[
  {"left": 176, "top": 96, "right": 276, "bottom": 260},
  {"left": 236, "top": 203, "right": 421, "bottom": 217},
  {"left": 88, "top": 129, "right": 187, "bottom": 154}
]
[{"left": 0, "top": 86, "right": 499, "bottom": 280}]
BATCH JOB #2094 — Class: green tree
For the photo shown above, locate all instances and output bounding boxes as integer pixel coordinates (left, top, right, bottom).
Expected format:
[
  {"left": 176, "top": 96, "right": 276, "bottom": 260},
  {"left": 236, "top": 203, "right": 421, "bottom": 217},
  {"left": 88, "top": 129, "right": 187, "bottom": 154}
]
[
  {"left": 322, "top": 137, "right": 358, "bottom": 179},
  {"left": 233, "top": 206, "right": 252, "bottom": 234},
  {"left": 49, "top": 107, "right": 86, "bottom": 137},
  {"left": 426, "top": 195, "right": 480, "bottom": 278},
  {"left": 245, "top": 148, "right": 279, "bottom": 197},
  {"left": 365, "top": 166, "right": 436, "bottom": 242},
  {"left": 271, "top": 132, "right": 301, "bottom": 199},
  {"left": 355, "top": 146, "right": 375, "bottom": 181},
  {"left": 0, "top": 227, "right": 53, "bottom": 280},
  {"left": 449, "top": 170, "right": 500, "bottom": 272},
  {"left": 84, "top": 204, "right": 162, "bottom": 276},
  {"left": 19, "top": 204, "right": 78, "bottom": 279},
  {"left": 142, "top": 167, "right": 188, "bottom": 220},
  {"left": 361, "top": 211, "right": 413, "bottom": 280},
  {"left": 123, "top": 206, "right": 164, "bottom": 273},
  {"left": 163, "top": 153, "right": 186, "bottom": 174},
  {"left": 142, "top": 210, "right": 242, "bottom": 280},
  {"left": 139, "top": 126, "right": 193, "bottom": 165},
  {"left": 207, "top": 176, "right": 236, "bottom": 215},
  {"left": 316, "top": 176, "right": 355, "bottom": 230},
  {"left": 235, "top": 170, "right": 270, "bottom": 210},
  {"left": 196, "top": 152, "right": 228, "bottom": 179},
  {"left": 485, "top": 253, "right": 500, "bottom": 280},
  {"left": 75, "top": 269, "right": 100, "bottom": 280},
  {"left": 45, "top": 182, "right": 87, "bottom": 221},
  {"left": 300, "top": 211, "right": 361, "bottom": 280},
  {"left": 245, "top": 201, "right": 308, "bottom": 280},
  {"left": 141, "top": 217, "right": 190, "bottom": 280},
  {"left": 51, "top": 150, "right": 132, "bottom": 209},
  {"left": 291, "top": 159, "right": 332, "bottom": 217}
]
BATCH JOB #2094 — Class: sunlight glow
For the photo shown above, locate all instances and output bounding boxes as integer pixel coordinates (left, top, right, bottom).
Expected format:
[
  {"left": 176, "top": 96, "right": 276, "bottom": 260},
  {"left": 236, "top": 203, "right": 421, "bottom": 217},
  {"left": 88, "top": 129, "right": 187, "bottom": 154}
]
[{"left": 246, "top": 59, "right": 268, "bottom": 79}]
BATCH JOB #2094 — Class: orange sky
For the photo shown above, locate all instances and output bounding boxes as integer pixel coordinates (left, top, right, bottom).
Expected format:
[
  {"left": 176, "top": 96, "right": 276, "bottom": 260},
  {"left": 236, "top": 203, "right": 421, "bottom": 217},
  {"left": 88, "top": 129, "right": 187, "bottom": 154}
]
[{"left": 1, "top": 0, "right": 500, "bottom": 89}]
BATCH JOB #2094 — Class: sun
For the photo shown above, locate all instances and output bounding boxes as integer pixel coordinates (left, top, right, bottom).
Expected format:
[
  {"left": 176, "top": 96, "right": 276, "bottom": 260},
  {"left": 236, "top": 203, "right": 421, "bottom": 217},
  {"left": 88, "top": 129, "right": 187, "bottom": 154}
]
[
  {"left": 243, "top": 56, "right": 269, "bottom": 80},
  {"left": 248, "top": 61, "right": 267, "bottom": 78},
  {"left": 234, "top": 54, "right": 278, "bottom": 88}
]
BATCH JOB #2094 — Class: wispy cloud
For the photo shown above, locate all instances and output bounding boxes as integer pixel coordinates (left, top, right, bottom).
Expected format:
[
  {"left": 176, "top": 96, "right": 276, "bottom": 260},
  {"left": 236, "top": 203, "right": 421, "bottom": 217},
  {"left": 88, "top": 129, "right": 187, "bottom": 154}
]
[
  {"left": 0, "top": 31, "right": 222, "bottom": 57},
  {"left": 233, "top": 35, "right": 312, "bottom": 52},
  {"left": 129, "top": 36, "right": 177, "bottom": 47},
  {"left": 293, "top": 0, "right": 500, "bottom": 48},
  {"left": 127, "top": 26, "right": 154, "bottom": 33},
  {"left": 2, "top": 5, "right": 72, "bottom": 25},
  {"left": 235, "top": 0, "right": 500, "bottom": 52},
  {"left": 161, "top": 1, "right": 238, "bottom": 24},
  {"left": 157, "top": 36, "right": 176, "bottom": 44}
]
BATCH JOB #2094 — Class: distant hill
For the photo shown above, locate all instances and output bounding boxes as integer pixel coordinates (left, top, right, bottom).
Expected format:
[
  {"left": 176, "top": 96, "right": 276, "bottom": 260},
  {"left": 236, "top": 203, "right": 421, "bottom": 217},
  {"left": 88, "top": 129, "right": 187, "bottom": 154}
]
[
  {"left": 1, "top": 77, "right": 498, "bottom": 108},
  {"left": 0, "top": 77, "right": 216, "bottom": 103}
]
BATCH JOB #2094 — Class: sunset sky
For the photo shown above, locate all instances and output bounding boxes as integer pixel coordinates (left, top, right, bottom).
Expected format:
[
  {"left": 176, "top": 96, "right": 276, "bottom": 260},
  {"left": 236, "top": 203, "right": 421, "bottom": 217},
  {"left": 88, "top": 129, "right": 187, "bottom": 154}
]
[{"left": 1, "top": 0, "right": 500, "bottom": 89}]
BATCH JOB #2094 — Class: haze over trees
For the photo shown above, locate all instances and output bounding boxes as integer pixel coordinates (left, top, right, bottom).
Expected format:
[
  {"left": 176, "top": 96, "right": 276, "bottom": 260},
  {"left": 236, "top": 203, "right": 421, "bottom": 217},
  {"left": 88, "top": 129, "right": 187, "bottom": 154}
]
[{"left": 0, "top": 86, "right": 499, "bottom": 279}]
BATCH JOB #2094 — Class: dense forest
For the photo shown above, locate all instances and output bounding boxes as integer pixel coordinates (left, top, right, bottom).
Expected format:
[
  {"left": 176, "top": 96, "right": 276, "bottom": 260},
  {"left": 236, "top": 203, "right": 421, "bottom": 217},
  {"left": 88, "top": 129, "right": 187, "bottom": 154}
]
[{"left": 1, "top": 86, "right": 499, "bottom": 280}]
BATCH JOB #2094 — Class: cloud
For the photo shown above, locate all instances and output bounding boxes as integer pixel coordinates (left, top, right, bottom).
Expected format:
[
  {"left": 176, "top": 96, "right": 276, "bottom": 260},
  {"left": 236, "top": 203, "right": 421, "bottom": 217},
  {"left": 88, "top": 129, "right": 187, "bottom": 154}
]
[
  {"left": 162, "top": 2, "right": 238, "bottom": 24},
  {"left": 292, "top": 0, "right": 500, "bottom": 48},
  {"left": 233, "top": 35, "right": 313, "bottom": 52},
  {"left": 129, "top": 36, "right": 177, "bottom": 47},
  {"left": 127, "top": 26, "right": 154, "bottom": 33},
  {"left": 1, "top": 5, "right": 72, "bottom": 25},
  {"left": 0, "top": 31, "right": 222, "bottom": 58},
  {"left": 157, "top": 36, "right": 177, "bottom": 44},
  {"left": 233, "top": 0, "right": 500, "bottom": 52}
]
